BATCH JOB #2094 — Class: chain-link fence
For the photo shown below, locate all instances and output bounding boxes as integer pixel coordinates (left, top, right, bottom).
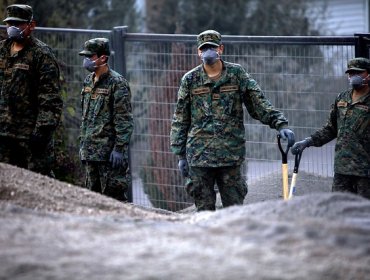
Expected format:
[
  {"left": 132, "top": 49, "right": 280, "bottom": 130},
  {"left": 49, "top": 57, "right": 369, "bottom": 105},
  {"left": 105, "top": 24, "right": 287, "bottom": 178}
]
[{"left": 0, "top": 26, "right": 361, "bottom": 211}]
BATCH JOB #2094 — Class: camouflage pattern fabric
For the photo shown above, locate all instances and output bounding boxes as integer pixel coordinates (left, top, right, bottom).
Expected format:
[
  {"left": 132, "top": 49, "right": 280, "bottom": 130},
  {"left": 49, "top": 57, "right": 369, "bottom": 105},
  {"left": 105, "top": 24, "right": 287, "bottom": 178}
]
[
  {"left": 3, "top": 4, "right": 33, "bottom": 23},
  {"left": 186, "top": 165, "right": 247, "bottom": 211},
  {"left": 0, "top": 37, "right": 62, "bottom": 173},
  {"left": 332, "top": 173, "right": 370, "bottom": 199},
  {"left": 310, "top": 89, "right": 370, "bottom": 178},
  {"left": 79, "top": 68, "right": 133, "bottom": 201},
  {"left": 170, "top": 60, "right": 289, "bottom": 167},
  {"left": 0, "top": 137, "right": 29, "bottom": 168},
  {"left": 79, "top": 38, "right": 110, "bottom": 57},
  {"left": 197, "top": 30, "right": 221, "bottom": 49},
  {"left": 0, "top": 135, "right": 54, "bottom": 177},
  {"left": 28, "top": 139, "right": 56, "bottom": 176},
  {"left": 345, "top": 57, "right": 370, "bottom": 73},
  {"left": 84, "top": 161, "right": 131, "bottom": 202}
]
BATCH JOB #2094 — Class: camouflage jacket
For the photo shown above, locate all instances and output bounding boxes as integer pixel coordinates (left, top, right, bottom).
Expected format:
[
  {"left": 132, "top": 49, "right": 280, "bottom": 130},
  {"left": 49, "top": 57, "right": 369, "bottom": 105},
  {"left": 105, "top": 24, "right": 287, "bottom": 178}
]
[
  {"left": 80, "top": 69, "right": 133, "bottom": 161},
  {"left": 0, "top": 37, "right": 62, "bottom": 140},
  {"left": 170, "top": 61, "right": 288, "bottom": 167},
  {"left": 311, "top": 89, "right": 370, "bottom": 177}
]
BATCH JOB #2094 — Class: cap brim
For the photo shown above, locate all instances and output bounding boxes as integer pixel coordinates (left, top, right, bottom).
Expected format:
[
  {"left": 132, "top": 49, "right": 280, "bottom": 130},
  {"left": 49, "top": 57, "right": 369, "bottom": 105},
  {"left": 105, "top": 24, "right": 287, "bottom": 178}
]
[
  {"left": 3, "top": 17, "right": 29, "bottom": 22},
  {"left": 198, "top": 42, "right": 220, "bottom": 49},
  {"left": 345, "top": 67, "right": 366, "bottom": 73},
  {"left": 79, "top": 50, "right": 94, "bottom": 56}
]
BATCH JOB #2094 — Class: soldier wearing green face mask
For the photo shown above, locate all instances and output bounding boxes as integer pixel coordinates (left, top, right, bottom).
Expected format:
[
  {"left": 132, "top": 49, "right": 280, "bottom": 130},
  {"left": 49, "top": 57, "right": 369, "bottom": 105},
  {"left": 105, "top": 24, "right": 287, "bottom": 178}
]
[
  {"left": 170, "top": 30, "right": 295, "bottom": 211},
  {"left": 0, "top": 4, "right": 62, "bottom": 176},
  {"left": 292, "top": 57, "right": 370, "bottom": 199},
  {"left": 79, "top": 38, "right": 134, "bottom": 202}
]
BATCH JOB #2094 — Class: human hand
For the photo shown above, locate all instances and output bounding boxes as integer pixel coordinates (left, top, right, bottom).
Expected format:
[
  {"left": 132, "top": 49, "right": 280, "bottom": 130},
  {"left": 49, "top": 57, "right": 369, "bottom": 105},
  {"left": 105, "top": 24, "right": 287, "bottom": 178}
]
[
  {"left": 291, "top": 137, "right": 313, "bottom": 155},
  {"left": 29, "top": 132, "right": 51, "bottom": 155},
  {"left": 178, "top": 159, "right": 189, "bottom": 177},
  {"left": 279, "top": 128, "right": 295, "bottom": 147},
  {"left": 109, "top": 150, "right": 125, "bottom": 168}
]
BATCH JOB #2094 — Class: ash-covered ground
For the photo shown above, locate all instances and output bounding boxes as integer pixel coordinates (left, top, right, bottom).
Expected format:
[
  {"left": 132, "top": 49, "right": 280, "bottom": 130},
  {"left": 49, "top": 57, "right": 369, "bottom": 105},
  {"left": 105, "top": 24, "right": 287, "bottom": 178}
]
[{"left": 1, "top": 163, "right": 369, "bottom": 280}]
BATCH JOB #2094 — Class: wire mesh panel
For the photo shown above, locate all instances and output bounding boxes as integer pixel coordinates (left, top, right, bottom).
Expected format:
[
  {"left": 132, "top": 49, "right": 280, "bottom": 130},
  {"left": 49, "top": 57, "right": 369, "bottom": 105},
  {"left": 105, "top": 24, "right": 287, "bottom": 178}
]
[{"left": 126, "top": 37, "right": 198, "bottom": 210}]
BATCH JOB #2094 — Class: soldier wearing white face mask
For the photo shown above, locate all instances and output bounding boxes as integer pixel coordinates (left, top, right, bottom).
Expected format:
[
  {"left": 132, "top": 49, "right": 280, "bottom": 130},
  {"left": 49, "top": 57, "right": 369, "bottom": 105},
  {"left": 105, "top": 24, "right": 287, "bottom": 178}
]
[
  {"left": 0, "top": 4, "right": 62, "bottom": 177},
  {"left": 78, "top": 38, "right": 134, "bottom": 202},
  {"left": 292, "top": 57, "right": 370, "bottom": 199},
  {"left": 170, "top": 30, "right": 295, "bottom": 211}
]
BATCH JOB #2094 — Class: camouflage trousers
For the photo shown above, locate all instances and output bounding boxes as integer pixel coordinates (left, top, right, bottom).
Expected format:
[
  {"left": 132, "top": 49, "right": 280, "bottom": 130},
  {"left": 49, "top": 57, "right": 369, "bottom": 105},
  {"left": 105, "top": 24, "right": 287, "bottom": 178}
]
[
  {"left": 186, "top": 165, "right": 248, "bottom": 211},
  {"left": 333, "top": 173, "right": 370, "bottom": 199},
  {"left": 84, "top": 161, "right": 131, "bottom": 202},
  {"left": 0, "top": 136, "right": 54, "bottom": 177}
]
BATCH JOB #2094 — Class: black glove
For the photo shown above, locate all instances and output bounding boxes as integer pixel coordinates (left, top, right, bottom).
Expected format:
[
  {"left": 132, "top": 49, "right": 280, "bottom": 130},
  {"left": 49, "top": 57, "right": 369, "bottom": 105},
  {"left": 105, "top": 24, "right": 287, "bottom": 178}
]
[
  {"left": 109, "top": 150, "right": 126, "bottom": 169},
  {"left": 278, "top": 128, "right": 295, "bottom": 147},
  {"left": 291, "top": 137, "right": 313, "bottom": 155},
  {"left": 178, "top": 159, "right": 189, "bottom": 177},
  {"left": 29, "top": 131, "right": 52, "bottom": 155}
]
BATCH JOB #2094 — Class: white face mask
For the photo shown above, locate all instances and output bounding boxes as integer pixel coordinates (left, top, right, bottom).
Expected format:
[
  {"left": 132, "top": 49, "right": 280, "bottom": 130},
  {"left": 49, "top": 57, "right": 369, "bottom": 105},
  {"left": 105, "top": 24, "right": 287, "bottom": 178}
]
[
  {"left": 6, "top": 24, "right": 29, "bottom": 42},
  {"left": 83, "top": 57, "right": 98, "bottom": 72},
  {"left": 200, "top": 48, "right": 220, "bottom": 65},
  {"left": 82, "top": 56, "right": 107, "bottom": 72},
  {"left": 348, "top": 74, "right": 369, "bottom": 89}
]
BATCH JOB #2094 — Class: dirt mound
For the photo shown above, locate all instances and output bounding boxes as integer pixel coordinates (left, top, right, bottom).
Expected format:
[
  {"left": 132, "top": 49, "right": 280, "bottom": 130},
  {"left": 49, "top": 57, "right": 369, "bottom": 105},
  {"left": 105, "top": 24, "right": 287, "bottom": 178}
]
[{"left": 1, "top": 162, "right": 370, "bottom": 280}]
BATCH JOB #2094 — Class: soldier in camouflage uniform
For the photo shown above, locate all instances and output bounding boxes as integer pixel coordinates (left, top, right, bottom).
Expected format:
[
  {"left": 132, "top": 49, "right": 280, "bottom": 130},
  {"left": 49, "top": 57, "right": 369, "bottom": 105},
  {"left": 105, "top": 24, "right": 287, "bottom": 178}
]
[
  {"left": 79, "top": 38, "right": 133, "bottom": 202},
  {"left": 0, "top": 4, "right": 62, "bottom": 176},
  {"left": 292, "top": 57, "right": 370, "bottom": 199},
  {"left": 170, "top": 30, "right": 295, "bottom": 211}
]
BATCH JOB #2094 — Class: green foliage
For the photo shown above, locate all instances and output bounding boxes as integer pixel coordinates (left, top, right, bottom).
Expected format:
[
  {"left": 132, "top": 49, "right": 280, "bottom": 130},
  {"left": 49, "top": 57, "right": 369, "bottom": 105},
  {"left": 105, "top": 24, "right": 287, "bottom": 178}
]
[
  {"left": 145, "top": 0, "right": 324, "bottom": 36},
  {"left": 1, "top": 0, "right": 140, "bottom": 30}
]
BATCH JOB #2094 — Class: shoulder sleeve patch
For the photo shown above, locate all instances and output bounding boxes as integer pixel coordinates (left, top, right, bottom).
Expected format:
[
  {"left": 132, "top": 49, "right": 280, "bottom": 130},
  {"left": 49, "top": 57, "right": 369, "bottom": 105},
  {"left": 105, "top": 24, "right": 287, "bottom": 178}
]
[
  {"left": 83, "top": 86, "right": 92, "bottom": 93},
  {"left": 337, "top": 101, "right": 347, "bottom": 107}
]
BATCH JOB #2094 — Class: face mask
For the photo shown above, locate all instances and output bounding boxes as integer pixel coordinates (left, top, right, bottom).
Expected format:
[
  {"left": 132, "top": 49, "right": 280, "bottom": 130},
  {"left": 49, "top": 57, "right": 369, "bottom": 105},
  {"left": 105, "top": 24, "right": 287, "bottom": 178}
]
[
  {"left": 348, "top": 75, "right": 368, "bottom": 90},
  {"left": 201, "top": 49, "right": 220, "bottom": 65},
  {"left": 83, "top": 57, "right": 98, "bottom": 72},
  {"left": 7, "top": 25, "right": 29, "bottom": 42}
]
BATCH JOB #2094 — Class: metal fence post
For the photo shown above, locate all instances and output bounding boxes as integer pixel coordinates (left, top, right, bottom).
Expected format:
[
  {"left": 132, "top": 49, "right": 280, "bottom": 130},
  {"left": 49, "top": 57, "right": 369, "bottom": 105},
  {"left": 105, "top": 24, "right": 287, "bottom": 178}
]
[
  {"left": 354, "top": 33, "right": 370, "bottom": 58},
  {"left": 111, "top": 26, "right": 133, "bottom": 203},
  {"left": 111, "top": 26, "right": 128, "bottom": 76}
]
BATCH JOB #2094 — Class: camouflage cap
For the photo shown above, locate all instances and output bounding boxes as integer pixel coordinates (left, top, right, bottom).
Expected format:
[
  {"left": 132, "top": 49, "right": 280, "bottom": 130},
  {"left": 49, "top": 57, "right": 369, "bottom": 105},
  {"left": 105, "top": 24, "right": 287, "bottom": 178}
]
[
  {"left": 79, "top": 38, "right": 111, "bottom": 57},
  {"left": 197, "top": 30, "right": 222, "bottom": 49},
  {"left": 3, "top": 4, "right": 33, "bottom": 23},
  {"left": 345, "top": 57, "right": 370, "bottom": 73}
]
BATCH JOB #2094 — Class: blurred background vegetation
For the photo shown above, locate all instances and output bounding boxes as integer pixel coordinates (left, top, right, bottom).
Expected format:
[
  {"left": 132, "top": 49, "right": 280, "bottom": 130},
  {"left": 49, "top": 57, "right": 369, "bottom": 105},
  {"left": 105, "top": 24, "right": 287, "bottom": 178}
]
[{"left": 1, "top": 0, "right": 324, "bottom": 35}]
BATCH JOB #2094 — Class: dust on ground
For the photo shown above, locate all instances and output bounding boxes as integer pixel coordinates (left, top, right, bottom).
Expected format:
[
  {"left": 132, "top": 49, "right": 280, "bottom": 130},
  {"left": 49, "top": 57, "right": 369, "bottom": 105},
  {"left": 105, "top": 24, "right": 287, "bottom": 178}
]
[{"left": 1, "top": 162, "right": 369, "bottom": 280}]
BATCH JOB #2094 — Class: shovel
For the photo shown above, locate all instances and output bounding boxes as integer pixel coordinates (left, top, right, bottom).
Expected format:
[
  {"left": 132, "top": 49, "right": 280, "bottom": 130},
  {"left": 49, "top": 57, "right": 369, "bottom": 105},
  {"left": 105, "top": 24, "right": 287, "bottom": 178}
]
[
  {"left": 277, "top": 134, "right": 292, "bottom": 200},
  {"left": 288, "top": 150, "right": 303, "bottom": 199}
]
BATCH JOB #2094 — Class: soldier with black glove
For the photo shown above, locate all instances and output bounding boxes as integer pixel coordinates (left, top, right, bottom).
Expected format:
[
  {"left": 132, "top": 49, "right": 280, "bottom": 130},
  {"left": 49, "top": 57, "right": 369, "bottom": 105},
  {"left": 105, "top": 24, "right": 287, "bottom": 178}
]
[
  {"left": 0, "top": 5, "right": 62, "bottom": 176},
  {"left": 79, "top": 38, "right": 133, "bottom": 202}
]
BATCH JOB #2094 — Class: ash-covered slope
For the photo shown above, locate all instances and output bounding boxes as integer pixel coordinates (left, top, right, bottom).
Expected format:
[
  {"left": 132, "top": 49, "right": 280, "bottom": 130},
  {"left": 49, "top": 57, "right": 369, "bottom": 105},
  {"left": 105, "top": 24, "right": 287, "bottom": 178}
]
[{"left": 1, "top": 163, "right": 369, "bottom": 280}]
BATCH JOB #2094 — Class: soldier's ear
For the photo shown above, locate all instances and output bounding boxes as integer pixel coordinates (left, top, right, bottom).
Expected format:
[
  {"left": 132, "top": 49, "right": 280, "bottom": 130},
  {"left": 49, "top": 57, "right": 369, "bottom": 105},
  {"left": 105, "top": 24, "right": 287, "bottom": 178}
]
[
  {"left": 29, "top": 20, "right": 36, "bottom": 31},
  {"left": 218, "top": 44, "right": 224, "bottom": 54}
]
